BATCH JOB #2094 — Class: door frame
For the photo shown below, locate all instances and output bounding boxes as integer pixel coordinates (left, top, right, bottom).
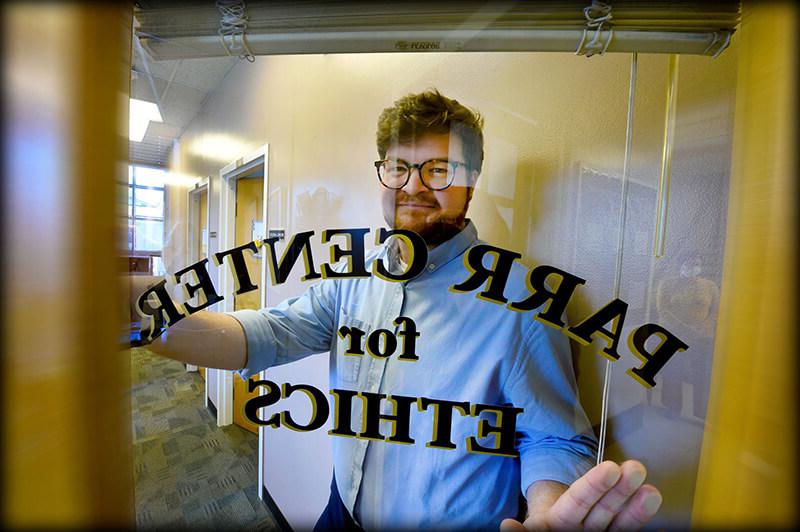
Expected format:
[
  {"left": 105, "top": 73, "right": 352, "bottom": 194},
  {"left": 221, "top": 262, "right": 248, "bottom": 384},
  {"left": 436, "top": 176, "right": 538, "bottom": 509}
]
[
  {"left": 185, "top": 178, "right": 210, "bottom": 394},
  {"left": 213, "top": 144, "right": 269, "bottom": 426},
  {"left": 212, "top": 144, "right": 270, "bottom": 496}
]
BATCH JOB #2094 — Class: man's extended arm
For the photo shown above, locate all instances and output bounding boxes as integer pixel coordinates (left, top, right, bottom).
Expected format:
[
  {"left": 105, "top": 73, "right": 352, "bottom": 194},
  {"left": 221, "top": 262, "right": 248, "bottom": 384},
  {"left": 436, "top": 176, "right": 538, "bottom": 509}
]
[
  {"left": 503, "top": 318, "right": 661, "bottom": 530},
  {"left": 143, "top": 275, "right": 337, "bottom": 375},
  {"left": 147, "top": 311, "right": 248, "bottom": 370},
  {"left": 501, "top": 460, "right": 662, "bottom": 531}
]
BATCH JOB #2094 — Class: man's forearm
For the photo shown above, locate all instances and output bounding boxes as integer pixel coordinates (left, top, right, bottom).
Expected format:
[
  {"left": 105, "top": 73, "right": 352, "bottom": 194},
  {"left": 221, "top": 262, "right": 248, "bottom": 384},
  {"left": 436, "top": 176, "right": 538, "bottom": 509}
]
[
  {"left": 526, "top": 480, "right": 568, "bottom": 519},
  {"left": 146, "top": 311, "right": 248, "bottom": 370}
]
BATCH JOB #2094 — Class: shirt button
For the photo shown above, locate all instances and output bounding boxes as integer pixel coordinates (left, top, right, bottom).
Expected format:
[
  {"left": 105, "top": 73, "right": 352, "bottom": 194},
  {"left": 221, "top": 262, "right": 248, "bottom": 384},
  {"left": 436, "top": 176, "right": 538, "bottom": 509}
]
[{"left": 428, "top": 263, "right": 435, "bottom": 271}]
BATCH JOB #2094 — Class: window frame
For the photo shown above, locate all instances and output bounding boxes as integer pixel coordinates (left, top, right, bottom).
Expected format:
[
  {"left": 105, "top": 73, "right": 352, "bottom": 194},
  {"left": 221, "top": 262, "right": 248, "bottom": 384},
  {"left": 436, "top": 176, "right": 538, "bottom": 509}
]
[{"left": 127, "top": 164, "right": 168, "bottom": 257}]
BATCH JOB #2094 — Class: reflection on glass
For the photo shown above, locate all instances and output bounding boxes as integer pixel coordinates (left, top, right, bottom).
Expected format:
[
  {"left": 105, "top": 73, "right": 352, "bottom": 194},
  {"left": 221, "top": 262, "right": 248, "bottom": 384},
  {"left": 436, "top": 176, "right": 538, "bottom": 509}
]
[
  {"left": 140, "top": 46, "right": 737, "bottom": 531},
  {"left": 656, "top": 254, "right": 720, "bottom": 420}
]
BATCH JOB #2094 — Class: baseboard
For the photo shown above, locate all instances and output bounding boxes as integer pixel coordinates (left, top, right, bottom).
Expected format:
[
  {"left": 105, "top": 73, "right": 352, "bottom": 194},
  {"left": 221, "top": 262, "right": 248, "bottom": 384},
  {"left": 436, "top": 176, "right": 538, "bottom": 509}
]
[{"left": 261, "top": 485, "right": 293, "bottom": 532}]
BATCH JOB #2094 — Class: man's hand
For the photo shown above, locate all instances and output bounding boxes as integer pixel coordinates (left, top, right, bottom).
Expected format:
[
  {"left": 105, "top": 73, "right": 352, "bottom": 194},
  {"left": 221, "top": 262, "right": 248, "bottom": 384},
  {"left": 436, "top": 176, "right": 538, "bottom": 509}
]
[
  {"left": 132, "top": 313, "right": 166, "bottom": 347},
  {"left": 500, "top": 460, "right": 662, "bottom": 531}
]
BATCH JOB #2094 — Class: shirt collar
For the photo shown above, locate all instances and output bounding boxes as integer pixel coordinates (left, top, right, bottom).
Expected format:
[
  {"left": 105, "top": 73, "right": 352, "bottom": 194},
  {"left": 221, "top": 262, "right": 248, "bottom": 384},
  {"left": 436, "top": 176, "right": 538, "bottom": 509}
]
[{"left": 386, "top": 220, "right": 479, "bottom": 278}]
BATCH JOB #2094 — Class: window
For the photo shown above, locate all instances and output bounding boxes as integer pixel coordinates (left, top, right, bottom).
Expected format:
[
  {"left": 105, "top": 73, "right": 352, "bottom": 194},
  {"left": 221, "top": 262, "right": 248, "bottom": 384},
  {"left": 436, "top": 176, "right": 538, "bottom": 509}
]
[{"left": 127, "top": 165, "right": 166, "bottom": 257}]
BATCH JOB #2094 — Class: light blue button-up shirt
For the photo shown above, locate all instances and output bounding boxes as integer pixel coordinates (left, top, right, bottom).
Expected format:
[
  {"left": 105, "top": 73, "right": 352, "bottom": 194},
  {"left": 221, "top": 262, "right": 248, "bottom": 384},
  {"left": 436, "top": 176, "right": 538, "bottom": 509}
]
[{"left": 231, "top": 221, "right": 596, "bottom": 530}]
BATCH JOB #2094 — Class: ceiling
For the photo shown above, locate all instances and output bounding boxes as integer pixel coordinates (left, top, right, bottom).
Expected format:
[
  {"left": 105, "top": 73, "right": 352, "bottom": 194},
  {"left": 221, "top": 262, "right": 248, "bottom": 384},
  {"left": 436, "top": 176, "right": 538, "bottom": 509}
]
[{"left": 129, "top": 27, "right": 239, "bottom": 167}]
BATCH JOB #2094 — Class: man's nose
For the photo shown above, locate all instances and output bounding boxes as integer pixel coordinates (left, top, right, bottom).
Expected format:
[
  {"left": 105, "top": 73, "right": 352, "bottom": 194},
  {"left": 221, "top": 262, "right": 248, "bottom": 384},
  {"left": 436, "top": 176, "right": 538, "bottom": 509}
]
[{"left": 403, "top": 167, "right": 426, "bottom": 194}]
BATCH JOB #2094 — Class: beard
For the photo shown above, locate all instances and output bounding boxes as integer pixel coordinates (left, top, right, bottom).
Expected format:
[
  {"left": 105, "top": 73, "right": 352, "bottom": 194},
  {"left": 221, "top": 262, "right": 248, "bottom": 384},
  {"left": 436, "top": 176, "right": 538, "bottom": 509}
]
[{"left": 383, "top": 190, "right": 469, "bottom": 248}]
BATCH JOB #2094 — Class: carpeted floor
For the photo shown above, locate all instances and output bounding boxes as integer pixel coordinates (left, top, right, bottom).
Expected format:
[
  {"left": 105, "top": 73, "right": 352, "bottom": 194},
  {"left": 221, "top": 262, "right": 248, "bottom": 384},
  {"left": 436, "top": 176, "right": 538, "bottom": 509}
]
[{"left": 131, "top": 347, "right": 280, "bottom": 530}]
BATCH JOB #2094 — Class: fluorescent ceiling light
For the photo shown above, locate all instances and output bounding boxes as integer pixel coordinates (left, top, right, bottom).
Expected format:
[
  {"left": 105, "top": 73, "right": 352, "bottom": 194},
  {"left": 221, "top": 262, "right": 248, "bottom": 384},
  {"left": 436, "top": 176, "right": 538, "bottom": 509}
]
[{"left": 129, "top": 98, "right": 163, "bottom": 142}]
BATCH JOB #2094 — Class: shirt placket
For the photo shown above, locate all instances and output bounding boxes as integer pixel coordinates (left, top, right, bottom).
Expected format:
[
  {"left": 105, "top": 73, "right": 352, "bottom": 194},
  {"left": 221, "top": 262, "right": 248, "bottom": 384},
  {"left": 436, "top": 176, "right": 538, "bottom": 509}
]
[{"left": 346, "top": 280, "right": 405, "bottom": 509}]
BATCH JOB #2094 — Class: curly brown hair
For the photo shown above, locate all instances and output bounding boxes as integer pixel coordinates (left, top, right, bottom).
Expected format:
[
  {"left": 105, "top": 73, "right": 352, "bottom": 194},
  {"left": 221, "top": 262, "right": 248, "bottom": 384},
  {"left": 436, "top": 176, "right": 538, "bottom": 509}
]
[{"left": 376, "top": 89, "right": 484, "bottom": 174}]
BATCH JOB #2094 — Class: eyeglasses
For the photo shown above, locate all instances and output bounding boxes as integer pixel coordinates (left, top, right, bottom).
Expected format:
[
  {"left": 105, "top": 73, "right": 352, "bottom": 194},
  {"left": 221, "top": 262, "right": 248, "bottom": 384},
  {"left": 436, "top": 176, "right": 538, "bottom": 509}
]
[{"left": 374, "top": 159, "right": 469, "bottom": 191}]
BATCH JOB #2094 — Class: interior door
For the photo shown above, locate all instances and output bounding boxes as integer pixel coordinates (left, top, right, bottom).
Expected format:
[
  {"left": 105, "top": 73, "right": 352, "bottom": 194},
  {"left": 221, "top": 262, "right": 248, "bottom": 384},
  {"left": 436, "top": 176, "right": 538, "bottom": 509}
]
[{"left": 232, "top": 174, "right": 265, "bottom": 434}]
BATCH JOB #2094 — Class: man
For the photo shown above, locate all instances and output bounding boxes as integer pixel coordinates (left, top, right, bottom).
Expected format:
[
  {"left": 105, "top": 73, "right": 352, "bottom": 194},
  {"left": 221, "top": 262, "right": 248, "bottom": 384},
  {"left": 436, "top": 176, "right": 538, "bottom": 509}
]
[{"left": 149, "top": 90, "right": 662, "bottom": 530}]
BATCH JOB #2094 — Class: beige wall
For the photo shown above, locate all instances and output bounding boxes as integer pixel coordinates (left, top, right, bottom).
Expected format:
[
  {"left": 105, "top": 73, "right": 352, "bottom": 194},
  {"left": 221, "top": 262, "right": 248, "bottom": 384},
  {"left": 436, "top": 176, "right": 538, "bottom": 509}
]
[{"left": 163, "top": 47, "right": 738, "bottom": 527}]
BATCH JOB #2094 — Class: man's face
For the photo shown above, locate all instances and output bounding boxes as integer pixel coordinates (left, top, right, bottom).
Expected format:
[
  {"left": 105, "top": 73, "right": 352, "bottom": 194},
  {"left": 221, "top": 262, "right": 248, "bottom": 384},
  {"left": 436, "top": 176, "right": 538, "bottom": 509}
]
[{"left": 381, "top": 132, "right": 477, "bottom": 247}]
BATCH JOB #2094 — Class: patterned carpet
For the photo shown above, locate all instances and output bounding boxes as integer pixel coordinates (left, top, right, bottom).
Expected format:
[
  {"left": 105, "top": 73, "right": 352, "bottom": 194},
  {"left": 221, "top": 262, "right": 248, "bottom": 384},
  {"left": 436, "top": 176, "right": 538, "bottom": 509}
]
[{"left": 131, "top": 347, "right": 280, "bottom": 530}]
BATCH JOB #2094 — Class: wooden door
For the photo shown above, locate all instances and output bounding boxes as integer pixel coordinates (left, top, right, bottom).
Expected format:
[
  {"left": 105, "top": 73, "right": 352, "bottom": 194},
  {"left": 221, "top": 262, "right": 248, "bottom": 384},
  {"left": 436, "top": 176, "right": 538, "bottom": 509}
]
[{"left": 232, "top": 176, "right": 264, "bottom": 434}]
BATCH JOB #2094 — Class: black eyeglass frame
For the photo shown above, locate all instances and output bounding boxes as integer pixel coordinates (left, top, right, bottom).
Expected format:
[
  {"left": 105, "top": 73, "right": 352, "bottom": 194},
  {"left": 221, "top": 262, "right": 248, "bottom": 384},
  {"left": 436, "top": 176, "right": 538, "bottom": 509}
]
[{"left": 374, "top": 159, "right": 470, "bottom": 191}]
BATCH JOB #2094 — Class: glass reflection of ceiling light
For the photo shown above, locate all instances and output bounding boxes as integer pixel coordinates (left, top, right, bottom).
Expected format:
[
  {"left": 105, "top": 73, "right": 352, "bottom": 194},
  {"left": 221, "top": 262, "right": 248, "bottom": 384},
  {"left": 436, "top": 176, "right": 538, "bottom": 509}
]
[
  {"left": 188, "top": 133, "right": 250, "bottom": 164},
  {"left": 129, "top": 98, "right": 163, "bottom": 142},
  {"left": 163, "top": 172, "right": 201, "bottom": 188}
]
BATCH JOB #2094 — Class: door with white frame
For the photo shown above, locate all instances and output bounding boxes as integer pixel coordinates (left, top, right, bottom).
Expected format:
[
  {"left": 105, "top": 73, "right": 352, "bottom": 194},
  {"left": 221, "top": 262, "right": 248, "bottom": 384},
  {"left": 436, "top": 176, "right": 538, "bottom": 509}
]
[
  {"left": 209, "top": 144, "right": 269, "bottom": 426},
  {"left": 213, "top": 145, "right": 333, "bottom": 523},
  {"left": 211, "top": 145, "right": 270, "bottom": 433},
  {"left": 211, "top": 144, "right": 289, "bottom": 510}
]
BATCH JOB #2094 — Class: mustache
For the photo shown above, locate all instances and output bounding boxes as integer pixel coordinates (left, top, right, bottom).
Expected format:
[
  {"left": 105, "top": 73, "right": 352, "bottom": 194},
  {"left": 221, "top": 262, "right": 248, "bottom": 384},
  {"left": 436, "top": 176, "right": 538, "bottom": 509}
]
[{"left": 394, "top": 191, "right": 439, "bottom": 207}]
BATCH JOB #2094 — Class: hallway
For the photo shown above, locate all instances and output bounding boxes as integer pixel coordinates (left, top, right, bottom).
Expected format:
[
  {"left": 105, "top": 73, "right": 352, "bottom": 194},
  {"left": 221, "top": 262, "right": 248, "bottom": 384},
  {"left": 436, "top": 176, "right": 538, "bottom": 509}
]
[{"left": 131, "top": 347, "right": 279, "bottom": 530}]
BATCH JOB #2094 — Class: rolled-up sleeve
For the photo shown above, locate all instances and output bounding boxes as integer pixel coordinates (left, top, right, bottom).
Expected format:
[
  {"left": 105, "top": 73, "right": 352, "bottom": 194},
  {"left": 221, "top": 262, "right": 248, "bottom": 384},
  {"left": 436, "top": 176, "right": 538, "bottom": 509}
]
[
  {"left": 506, "top": 320, "right": 598, "bottom": 495},
  {"left": 227, "top": 278, "right": 338, "bottom": 380}
]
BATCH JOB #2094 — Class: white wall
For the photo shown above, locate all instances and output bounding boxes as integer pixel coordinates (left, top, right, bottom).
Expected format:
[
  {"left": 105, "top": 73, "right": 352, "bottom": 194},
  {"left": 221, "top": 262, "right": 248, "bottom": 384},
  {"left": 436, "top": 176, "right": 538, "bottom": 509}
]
[{"left": 164, "top": 48, "right": 737, "bottom": 529}]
